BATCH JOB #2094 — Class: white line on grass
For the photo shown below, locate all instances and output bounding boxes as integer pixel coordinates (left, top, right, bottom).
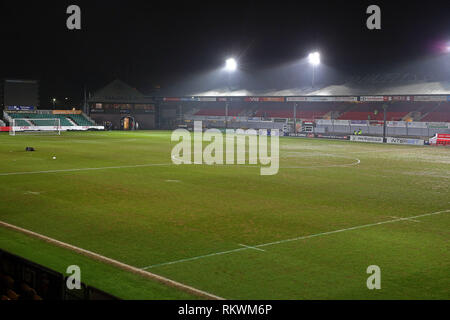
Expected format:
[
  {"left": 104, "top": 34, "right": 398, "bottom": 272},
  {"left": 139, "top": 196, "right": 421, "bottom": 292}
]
[
  {"left": 281, "top": 157, "right": 360, "bottom": 169},
  {"left": 171, "top": 153, "right": 361, "bottom": 169},
  {"left": 0, "top": 152, "right": 360, "bottom": 176},
  {"left": 142, "top": 209, "right": 450, "bottom": 269},
  {"left": 0, "top": 220, "right": 224, "bottom": 300},
  {"left": 0, "top": 163, "right": 171, "bottom": 176},
  {"left": 238, "top": 243, "right": 266, "bottom": 252},
  {"left": 388, "top": 216, "right": 421, "bottom": 223},
  {"left": 144, "top": 247, "right": 250, "bottom": 269}
]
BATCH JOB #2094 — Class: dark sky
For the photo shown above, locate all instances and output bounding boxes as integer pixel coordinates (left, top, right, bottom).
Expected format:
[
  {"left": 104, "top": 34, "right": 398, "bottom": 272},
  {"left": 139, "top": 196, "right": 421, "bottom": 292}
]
[{"left": 1, "top": 0, "right": 450, "bottom": 106}]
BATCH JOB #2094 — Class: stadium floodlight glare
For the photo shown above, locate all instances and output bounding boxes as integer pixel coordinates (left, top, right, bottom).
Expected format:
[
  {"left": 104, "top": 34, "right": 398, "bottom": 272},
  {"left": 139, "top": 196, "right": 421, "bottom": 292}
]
[
  {"left": 308, "top": 51, "right": 320, "bottom": 88},
  {"left": 224, "top": 58, "right": 237, "bottom": 72},
  {"left": 308, "top": 52, "right": 320, "bottom": 66}
]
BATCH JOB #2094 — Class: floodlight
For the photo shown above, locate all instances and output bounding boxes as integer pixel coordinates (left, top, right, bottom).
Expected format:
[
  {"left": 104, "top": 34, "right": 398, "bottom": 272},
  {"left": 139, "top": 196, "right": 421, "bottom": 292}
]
[
  {"left": 308, "top": 52, "right": 320, "bottom": 66},
  {"left": 225, "top": 58, "right": 237, "bottom": 72}
]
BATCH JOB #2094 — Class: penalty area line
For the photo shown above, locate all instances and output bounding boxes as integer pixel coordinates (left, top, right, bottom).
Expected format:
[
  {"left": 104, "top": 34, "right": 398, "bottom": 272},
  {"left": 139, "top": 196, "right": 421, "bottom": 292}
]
[
  {"left": 142, "top": 209, "right": 450, "bottom": 269},
  {"left": 0, "top": 220, "right": 224, "bottom": 300}
]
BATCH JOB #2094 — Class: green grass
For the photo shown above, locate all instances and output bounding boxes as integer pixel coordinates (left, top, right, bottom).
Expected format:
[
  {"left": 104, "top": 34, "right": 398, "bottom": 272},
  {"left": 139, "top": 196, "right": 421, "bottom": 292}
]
[
  {"left": 0, "top": 227, "right": 197, "bottom": 300},
  {"left": 0, "top": 131, "right": 449, "bottom": 299}
]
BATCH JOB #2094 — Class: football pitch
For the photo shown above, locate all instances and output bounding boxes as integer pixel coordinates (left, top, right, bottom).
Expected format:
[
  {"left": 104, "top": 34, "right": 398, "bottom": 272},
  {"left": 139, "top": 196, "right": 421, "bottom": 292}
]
[{"left": 0, "top": 131, "right": 449, "bottom": 299}]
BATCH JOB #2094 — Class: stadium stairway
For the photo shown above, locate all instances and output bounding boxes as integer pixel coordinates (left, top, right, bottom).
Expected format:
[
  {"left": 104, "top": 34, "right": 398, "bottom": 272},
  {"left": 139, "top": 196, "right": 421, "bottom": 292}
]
[
  {"left": 69, "top": 114, "right": 96, "bottom": 126},
  {"left": 419, "top": 102, "right": 450, "bottom": 122}
]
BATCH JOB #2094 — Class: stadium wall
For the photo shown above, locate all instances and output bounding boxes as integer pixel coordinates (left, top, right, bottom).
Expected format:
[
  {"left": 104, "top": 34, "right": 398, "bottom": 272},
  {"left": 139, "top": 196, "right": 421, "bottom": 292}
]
[
  {"left": 315, "top": 120, "right": 449, "bottom": 137},
  {"left": 89, "top": 113, "right": 155, "bottom": 130}
]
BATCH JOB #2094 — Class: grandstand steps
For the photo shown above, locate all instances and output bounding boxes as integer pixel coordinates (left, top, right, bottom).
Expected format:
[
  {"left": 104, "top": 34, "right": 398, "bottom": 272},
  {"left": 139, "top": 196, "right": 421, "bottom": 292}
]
[
  {"left": 337, "top": 103, "right": 361, "bottom": 120},
  {"left": 322, "top": 110, "right": 341, "bottom": 120},
  {"left": 402, "top": 111, "right": 420, "bottom": 121},
  {"left": 418, "top": 103, "right": 442, "bottom": 121},
  {"left": 2, "top": 112, "right": 12, "bottom": 125},
  {"left": 81, "top": 113, "right": 96, "bottom": 125},
  {"left": 242, "top": 105, "right": 259, "bottom": 117},
  {"left": 322, "top": 111, "right": 334, "bottom": 120},
  {"left": 66, "top": 117, "right": 78, "bottom": 126},
  {"left": 182, "top": 107, "right": 199, "bottom": 118}
]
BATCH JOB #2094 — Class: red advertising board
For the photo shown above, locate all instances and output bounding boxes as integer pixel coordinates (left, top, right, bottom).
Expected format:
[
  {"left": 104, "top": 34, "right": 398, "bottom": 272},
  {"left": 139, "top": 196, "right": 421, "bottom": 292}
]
[
  {"left": 431, "top": 134, "right": 450, "bottom": 146},
  {"left": 0, "top": 127, "right": 10, "bottom": 132},
  {"left": 259, "top": 97, "right": 285, "bottom": 102}
]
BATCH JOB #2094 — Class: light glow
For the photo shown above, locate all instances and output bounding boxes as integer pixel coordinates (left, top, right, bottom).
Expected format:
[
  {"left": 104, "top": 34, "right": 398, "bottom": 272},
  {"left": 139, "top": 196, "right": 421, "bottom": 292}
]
[
  {"left": 308, "top": 52, "right": 320, "bottom": 66},
  {"left": 224, "top": 58, "right": 237, "bottom": 72}
]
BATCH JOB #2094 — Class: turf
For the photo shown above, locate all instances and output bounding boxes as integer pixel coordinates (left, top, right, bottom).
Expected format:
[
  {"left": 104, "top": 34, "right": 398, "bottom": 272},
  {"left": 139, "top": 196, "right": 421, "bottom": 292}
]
[{"left": 0, "top": 131, "right": 449, "bottom": 299}]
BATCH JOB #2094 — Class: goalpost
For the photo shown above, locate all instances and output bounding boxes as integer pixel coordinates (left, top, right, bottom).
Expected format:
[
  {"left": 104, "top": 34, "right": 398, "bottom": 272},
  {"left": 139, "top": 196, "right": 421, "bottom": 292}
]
[{"left": 9, "top": 118, "right": 61, "bottom": 136}]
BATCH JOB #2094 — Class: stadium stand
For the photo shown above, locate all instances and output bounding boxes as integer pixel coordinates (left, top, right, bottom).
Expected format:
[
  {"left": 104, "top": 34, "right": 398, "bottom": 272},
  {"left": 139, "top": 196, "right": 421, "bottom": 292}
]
[
  {"left": 255, "top": 104, "right": 293, "bottom": 118},
  {"left": 5, "top": 111, "right": 97, "bottom": 127},
  {"left": 337, "top": 102, "right": 413, "bottom": 121},
  {"left": 0, "top": 249, "right": 118, "bottom": 300},
  {"left": 253, "top": 103, "right": 336, "bottom": 119},
  {"left": 7, "top": 112, "right": 71, "bottom": 126},
  {"left": 195, "top": 104, "right": 245, "bottom": 116},
  {"left": 69, "top": 113, "right": 96, "bottom": 126},
  {"left": 189, "top": 101, "right": 450, "bottom": 122},
  {"left": 420, "top": 102, "right": 450, "bottom": 122},
  {"left": 193, "top": 102, "right": 419, "bottom": 121}
]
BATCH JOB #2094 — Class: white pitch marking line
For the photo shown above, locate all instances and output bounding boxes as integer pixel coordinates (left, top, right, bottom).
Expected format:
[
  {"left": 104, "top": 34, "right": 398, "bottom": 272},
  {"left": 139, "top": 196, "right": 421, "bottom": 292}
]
[
  {"left": 0, "top": 220, "right": 224, "bottom": 300},
  {"left": 238, "top": 243, "right": 266, "bottom": 252},
  {"left": 388, "top": 216, "right": 421, "bottom": 223},
  {"left": 142, "top": 209, "right": 450, "bottom": 269},
  {"left": 0, "top": 163, "right": 171, "bottom": 176},
  {"left": 24, "top": 191, "right": 41, "bottom": 195},
  {"left": 171, "top": 153, "right": 361, "bottom": 169},
  {"left": 142, "top": 247, "right": 249, "bottom": 269}
]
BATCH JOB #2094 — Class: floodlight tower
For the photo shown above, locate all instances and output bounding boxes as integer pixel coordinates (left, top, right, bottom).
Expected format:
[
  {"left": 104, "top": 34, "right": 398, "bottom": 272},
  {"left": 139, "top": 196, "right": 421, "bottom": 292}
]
[
  {"left": 308, "top": 52, "right": 320, "bottom": 88},
  {"left": 224, "top": 58, "right": 238, "bottom": 128}
]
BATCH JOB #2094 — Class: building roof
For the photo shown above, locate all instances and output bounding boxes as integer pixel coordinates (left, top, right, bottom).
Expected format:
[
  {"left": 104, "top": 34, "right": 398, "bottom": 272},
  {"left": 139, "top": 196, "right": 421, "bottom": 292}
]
[
  {"left": 89, "top": 79, "right": 154, "bottom": 103},
  {"left": 90, "top": 78, "right": 450, "bottom": 102},
  {"left": 190, "top": 80, "right": 450, "bottom": 97}
]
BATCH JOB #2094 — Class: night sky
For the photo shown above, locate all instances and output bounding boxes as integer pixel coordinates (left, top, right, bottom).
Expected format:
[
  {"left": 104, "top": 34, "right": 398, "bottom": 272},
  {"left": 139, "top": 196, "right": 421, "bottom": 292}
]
[{"left": 1, "top": 0, "right": 450, "bottom": 107}]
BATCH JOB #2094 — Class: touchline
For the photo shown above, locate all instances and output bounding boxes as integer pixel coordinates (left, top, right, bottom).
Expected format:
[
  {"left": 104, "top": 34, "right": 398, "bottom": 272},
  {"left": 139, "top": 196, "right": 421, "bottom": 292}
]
[{"left": 171, "top": 121, "right": 279, "bottom": 175}]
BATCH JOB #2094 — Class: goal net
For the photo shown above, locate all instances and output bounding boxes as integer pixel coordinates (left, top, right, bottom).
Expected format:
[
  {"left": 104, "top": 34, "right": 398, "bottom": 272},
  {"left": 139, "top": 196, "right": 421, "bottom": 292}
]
[{"left": 10, "top": 118, "right": 61, "bottom": 136}]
